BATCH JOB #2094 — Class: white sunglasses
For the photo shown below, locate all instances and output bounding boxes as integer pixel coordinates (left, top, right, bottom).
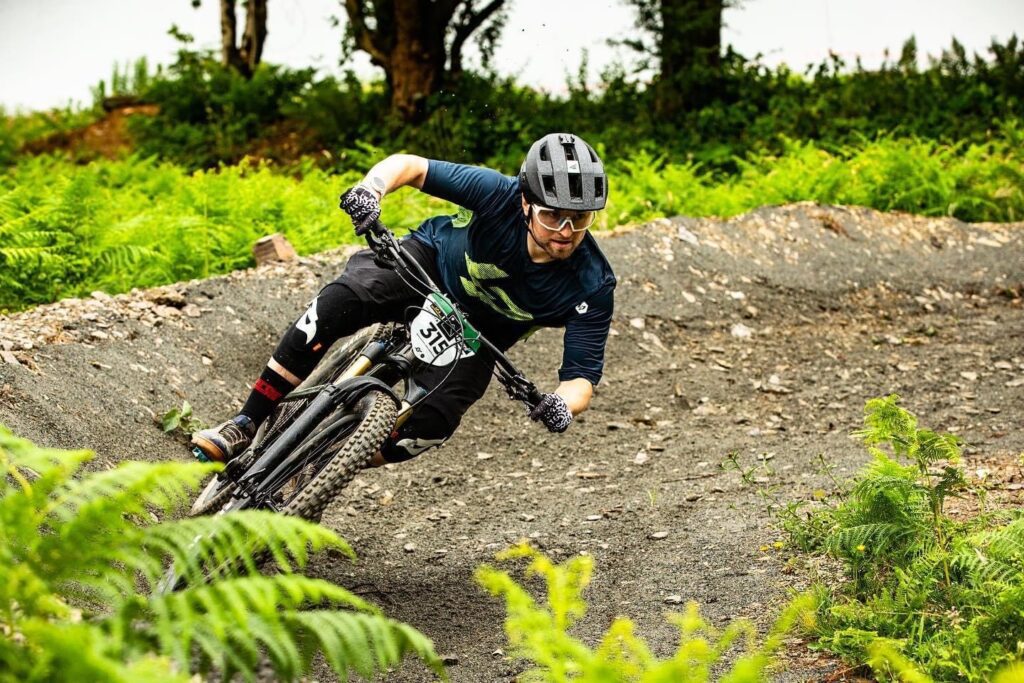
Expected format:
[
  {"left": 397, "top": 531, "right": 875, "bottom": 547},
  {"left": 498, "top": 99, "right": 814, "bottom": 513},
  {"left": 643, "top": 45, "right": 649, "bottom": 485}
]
[{"left": 531, "top": 204, "right": 597, "bottom": 233}]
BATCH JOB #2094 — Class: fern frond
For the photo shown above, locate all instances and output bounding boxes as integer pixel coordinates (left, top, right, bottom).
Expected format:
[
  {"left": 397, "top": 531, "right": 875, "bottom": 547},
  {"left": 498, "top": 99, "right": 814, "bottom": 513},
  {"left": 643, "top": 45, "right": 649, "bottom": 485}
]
[
  {"left": 826, "top": 522, "right": 923, "bottom": 557},
  {"left": 953, "top": 548, "right": 1020, "bottom": 586},
  {"left": 955, "top": 518, "right": 1024, "bottom": 586},
  {"left": 146, "top": 575, "right": 422, "bottom": 681},
  {"left": 285, "top": 611, "right": 447, "bottom": 680},
  {"left": 0, "top": 198, "right": 49, "bottom": 238},
  {"left": 1, "top": 424, "right": 91, "bottom": 478},
  {"left": 496, "top": 542, "right": 593, "bottom": 630},
  {"left": 0, "top": 245, "right": 65, "bottom": 266},
  {"left": 13, "top": 618, "right": 190, "bottom": 683},
  {"left": 93, "top": 243, "right": 168, "bottom": 272},
  {"left": 16, "top": 461, "right": 214, "bottom": 606},
  {"left": 50, "top": 460, "right": 213, "bottom": 522},
  {"left": 853, "top": 394, "right": 917, "bottom": 453},
  {"left": 593, "top": 617, "right": 655, "bottom": 680},
  {"left": 141, "top": 510, "right": 354, "bottom": 587},
  {"left": 3, "top": 229, "right": 61, "bottom": 247},
  {"left": 913, "top": 430, "right": 962, "bottom": 464}
]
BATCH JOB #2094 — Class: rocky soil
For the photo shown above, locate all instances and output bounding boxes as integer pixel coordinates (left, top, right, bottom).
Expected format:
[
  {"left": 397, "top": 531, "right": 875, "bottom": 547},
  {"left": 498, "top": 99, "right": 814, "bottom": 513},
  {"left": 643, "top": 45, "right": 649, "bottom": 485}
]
[{"left": 2, "top": 203, "right": 1023, "bottom": 682}]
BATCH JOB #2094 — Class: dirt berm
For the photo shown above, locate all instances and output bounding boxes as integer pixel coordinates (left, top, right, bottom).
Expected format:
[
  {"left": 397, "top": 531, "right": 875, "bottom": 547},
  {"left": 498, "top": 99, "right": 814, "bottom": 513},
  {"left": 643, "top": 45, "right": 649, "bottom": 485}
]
[{"left": 2, "top": 203, "right": 1023, "bottom": 681}]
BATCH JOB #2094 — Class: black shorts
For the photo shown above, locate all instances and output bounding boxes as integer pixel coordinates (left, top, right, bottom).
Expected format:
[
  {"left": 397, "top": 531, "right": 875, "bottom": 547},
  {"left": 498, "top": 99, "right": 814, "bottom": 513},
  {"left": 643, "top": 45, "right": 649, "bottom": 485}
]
[{"left": 271, "top": 238, "right": 516, "bottom": 462}]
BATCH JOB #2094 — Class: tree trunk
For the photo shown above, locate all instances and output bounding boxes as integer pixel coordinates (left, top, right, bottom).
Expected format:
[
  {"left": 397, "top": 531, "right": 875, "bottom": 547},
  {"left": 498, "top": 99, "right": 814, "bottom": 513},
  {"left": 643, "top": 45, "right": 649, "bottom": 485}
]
[
  {"left": 388, "top": 1, "right": 448, "bottom": 122},
  {"left": 219, "top": 0, "right": 268, "bottom": 79},
  {"left": 240, "top": 0, "right": 268, "bottom": 75},
  {"left": 342, "top": 0, "right": 506, "bottom": 122},
  {"left": 657, "top": 0, "right": 723, "bottom": 114}
]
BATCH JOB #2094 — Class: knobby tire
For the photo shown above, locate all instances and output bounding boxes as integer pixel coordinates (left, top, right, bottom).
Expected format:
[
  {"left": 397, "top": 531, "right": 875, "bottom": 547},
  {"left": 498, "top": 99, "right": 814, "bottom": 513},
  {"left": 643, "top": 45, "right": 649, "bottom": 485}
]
[{"left": 187, "top": 325, "right": 381, "bottom": 517}]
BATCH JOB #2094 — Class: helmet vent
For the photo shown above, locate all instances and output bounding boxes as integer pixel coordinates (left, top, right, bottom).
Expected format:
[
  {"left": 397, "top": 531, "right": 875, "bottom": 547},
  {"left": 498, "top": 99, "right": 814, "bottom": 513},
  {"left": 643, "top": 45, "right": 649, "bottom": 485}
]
[
  {"left": 564, "top": 145, "right": 577, "bottom": 161},
  {"left": 594, "top": 176, "right": 605, "bottom": 199},
  {"left": 539, "top": 144, "right": 550, "bottom": 162},
  {"left": 542, "top": 175, "right": 557, "bottom": 197},
  {"left": 569, "top": 173, "right": 583, "bottom": 201}
]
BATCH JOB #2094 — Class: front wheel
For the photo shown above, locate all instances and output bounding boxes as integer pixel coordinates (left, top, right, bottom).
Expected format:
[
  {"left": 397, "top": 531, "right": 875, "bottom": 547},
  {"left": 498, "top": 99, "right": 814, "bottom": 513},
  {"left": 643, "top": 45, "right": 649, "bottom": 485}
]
[
  {"left": 159, "top": 389, "right": 397, "bottom": 594},
  {"left": 187, "top": 325, "right": 383, "bottom": 517},
  {"left": 280, "top": 390, "right": 397, "bottom": 521}
]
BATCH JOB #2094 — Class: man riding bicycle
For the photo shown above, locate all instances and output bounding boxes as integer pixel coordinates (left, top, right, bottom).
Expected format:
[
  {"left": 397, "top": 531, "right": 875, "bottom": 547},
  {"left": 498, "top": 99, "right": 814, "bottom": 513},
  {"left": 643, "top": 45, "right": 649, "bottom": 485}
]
[{"left": 192, "top": 132, "right": 616, "bottom": 466}]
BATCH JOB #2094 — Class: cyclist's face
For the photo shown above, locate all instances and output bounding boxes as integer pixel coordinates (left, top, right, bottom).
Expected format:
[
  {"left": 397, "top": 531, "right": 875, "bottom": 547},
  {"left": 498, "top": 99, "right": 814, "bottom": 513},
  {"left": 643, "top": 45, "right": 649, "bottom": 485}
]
[{"left": 521, "top": 196, "right": 587, "bottom": 261}]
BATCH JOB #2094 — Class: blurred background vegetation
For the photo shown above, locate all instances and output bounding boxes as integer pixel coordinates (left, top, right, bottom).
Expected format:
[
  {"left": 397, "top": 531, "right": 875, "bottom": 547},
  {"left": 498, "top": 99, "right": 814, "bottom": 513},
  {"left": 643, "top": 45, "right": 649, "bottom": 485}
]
[{"left": 1, "top": 0, "right": 1021, "bottom": 311}]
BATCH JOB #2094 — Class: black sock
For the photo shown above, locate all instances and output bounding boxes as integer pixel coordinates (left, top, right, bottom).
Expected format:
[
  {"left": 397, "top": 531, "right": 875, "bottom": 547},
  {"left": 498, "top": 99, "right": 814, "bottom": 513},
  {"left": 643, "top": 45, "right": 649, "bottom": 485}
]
[{"left": 240, "top": 366, "right": 296, "bottom": 427}]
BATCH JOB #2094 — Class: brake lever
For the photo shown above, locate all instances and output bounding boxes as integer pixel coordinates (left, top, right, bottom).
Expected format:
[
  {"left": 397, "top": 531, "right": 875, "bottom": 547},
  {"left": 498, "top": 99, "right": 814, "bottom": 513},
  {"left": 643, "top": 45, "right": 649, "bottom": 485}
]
[
  {"left": 502, "top": 373, "right": 542, "bottom": 409},
  {"left": 365, "top": 220, "right": 397, "bottom": 268}
]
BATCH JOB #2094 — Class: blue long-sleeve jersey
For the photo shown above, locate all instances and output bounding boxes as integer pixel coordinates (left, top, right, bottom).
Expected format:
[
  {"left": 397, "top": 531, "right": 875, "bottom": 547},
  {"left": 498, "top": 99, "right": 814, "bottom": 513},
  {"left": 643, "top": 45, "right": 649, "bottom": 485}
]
[{"left": 409, "top": 160, "right": 616, "bottom": 386}]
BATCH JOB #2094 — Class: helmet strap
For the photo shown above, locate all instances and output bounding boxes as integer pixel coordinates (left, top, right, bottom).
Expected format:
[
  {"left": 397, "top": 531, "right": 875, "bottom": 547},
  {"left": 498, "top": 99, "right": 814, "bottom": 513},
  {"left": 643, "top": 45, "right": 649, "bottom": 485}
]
[{"left": 523, "top": 203, "right": 545, "bottom": 250}]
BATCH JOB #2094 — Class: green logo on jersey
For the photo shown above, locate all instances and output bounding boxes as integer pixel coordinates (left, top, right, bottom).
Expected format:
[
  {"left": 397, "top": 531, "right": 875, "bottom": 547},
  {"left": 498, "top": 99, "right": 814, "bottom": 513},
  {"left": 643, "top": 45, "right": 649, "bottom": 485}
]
[
  {"left": 459, "top": 254, "right": 533, "bottom": 322},
  {"left": 452, "top": 206, "right": 473, "bottom": 228}
]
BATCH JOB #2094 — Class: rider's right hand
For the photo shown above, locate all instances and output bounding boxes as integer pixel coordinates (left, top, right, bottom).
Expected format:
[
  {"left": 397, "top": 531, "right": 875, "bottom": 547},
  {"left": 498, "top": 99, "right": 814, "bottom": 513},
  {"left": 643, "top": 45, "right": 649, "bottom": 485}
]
[{"left": 339, "top": 185, "right": 382, "bottom": 236}]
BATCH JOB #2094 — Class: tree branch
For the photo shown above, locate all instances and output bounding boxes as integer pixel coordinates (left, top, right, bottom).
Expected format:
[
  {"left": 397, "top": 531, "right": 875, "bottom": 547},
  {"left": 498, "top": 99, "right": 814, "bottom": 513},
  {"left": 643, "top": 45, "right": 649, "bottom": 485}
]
[
  {"left": 448, "top": 0, "right": 505, "bottom": 76},
  {"left": 344, "top": 0, "right": 389, "bottom": 67}
]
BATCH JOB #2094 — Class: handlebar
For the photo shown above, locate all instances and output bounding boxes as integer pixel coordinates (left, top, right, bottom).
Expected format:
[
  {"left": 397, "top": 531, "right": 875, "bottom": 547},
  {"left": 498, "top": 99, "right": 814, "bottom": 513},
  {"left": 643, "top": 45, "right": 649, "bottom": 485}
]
[{"left": 363, "top": 220, "right": 543, "bottom": 410}]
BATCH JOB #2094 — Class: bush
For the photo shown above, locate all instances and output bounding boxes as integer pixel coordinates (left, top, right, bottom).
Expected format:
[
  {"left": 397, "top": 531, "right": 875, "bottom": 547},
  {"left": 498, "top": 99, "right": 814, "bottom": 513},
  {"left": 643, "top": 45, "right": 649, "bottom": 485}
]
[
  {"left": 119, "top": 35, "right": 1024, "bottom": 176},
  {"left": 128, "top": 51, "right": 314, "bottom": 168},
  {"left": 783, "top": 396, "right": 1024, "bottom": 681},
  {"left": 0, "top": 424, "right": 444, "bottom": 681}
]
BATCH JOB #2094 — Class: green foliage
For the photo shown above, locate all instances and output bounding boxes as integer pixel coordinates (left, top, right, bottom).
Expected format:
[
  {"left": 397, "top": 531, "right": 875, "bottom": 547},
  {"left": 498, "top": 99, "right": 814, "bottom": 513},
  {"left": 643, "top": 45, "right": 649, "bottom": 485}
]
[
  {"left": 128, "top": 51, "right": 315, "bottom": 168},
  {"left": 160, "top": 401, "right": 204, "bottom": 434},
  {"left": 784, "top": 396, "right": 1024, "bottom": 681},
  {"left": 0, "top": 106, "right": 99, "bottom": 167},
  {"left": 0, "top": 424, "right": 445, "bottom": 681},
  {"left": 105, "top": 35, "right": 1024, "bottom": 176},
  {"left": 0, "top": 155, "right": 458, "bottom": 312},
  {"left": 3, "top": 123, "right": 1021, "bottom": 313},
  {"left": 605, "top": 130, "right": 1024, "bottom": 225},
  {"left": 91, "top": 57, "right": 160, "bottom": 107},
  {"left": 476, "top": 542, "right": 817, "bottom": 681}
]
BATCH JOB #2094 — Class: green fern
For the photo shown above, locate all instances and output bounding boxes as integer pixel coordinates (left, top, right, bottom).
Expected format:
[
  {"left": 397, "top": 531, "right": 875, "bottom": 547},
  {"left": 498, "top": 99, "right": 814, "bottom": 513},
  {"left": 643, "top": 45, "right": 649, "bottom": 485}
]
[
  {"left": 0, "top": 424, "right": 446, "bottom": 681},
  {"left": 476, "top": 541, "right": 817, "bottom": 682},
  {"left": 786, "top": 396, "right": 1024, "bottom": 681}
]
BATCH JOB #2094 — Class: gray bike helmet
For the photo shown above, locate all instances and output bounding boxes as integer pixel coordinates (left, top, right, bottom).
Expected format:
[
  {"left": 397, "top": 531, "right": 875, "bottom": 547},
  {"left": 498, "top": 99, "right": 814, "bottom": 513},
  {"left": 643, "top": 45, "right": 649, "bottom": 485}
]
[{"left": 519, "top": 133, "right": 607, "bottom": 211}]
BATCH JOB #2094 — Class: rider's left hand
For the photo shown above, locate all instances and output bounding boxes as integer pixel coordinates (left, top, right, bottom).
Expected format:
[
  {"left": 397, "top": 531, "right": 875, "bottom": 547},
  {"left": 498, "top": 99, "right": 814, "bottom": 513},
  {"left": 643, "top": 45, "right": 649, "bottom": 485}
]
[{"left": 529, "top": 393, "right": 573, "bottom": 433}]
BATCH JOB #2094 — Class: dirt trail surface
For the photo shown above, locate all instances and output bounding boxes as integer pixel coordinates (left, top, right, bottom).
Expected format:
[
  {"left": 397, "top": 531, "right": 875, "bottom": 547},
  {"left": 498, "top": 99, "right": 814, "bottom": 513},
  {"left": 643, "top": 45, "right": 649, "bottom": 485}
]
[{"left": 3, "top": 203, "right": 1023, "bottom": 681}]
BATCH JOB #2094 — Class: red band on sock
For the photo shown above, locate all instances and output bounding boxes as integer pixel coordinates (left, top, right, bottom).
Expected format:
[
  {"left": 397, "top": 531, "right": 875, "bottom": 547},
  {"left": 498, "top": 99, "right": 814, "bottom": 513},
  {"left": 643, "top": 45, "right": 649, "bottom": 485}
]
[{"left": 254, "top": 378, "right": 283, "bottom": 401}]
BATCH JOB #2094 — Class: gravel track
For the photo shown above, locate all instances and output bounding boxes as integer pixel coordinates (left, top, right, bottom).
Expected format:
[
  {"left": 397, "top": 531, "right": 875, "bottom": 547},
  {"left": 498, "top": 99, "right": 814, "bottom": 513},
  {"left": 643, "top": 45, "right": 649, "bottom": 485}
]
[{"left": 3, "top": 203, "right": 1023, "bottom": 681}]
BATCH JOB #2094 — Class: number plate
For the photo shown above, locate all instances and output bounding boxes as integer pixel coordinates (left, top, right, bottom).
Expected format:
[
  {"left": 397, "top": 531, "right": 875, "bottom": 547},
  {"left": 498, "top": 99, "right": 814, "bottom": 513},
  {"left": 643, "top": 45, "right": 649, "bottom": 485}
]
[{"left": 410, "top": 294, "right": 478, "bottom": 366}]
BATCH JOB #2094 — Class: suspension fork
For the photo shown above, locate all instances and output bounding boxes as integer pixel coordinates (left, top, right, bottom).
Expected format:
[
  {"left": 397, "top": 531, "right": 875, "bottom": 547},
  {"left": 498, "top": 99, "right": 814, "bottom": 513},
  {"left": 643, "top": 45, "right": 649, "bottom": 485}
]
[{"left": 333, "top": 341, "right": 422, "bottom": 430}]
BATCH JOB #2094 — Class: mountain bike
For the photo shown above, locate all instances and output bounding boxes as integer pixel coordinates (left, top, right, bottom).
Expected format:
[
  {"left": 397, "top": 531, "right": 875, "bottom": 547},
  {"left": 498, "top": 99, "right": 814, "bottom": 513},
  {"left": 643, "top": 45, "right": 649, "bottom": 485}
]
[{"left": 184, "top": 219, "right": 543, "bottom": 524}]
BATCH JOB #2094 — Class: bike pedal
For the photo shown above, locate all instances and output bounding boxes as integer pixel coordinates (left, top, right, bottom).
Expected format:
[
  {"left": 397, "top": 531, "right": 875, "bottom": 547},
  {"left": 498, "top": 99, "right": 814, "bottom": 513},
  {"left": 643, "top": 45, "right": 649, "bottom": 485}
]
[{"left": 191, "top": 446, "right": 211, "bottom": 463}]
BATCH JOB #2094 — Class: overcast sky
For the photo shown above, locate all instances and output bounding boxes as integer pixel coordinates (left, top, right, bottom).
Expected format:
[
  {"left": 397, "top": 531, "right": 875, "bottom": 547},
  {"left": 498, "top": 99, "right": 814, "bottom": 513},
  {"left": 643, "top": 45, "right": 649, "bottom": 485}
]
[{"left": 1, "top": 0, "right": 1021, "bottom": 111}]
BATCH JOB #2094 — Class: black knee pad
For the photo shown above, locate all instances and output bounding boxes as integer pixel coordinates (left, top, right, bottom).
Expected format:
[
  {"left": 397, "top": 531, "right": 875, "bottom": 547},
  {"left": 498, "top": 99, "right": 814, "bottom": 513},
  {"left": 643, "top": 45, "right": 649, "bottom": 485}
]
[
  {"left": 380, "top": 433, "right": 450, "bottom": 463},
  {"left": 379, "top": 407, "right": 460, "bottom": 463},
  {"left": 272, "top": 282, "right": 365, "bottom": 377}
]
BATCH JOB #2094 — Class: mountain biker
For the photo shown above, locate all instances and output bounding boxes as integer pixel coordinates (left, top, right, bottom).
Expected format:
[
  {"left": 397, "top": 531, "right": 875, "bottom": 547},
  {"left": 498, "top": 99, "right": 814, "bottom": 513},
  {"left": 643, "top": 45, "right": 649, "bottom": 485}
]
[{"left": 191, "top": 132, "right": 616, "bottom": 466}]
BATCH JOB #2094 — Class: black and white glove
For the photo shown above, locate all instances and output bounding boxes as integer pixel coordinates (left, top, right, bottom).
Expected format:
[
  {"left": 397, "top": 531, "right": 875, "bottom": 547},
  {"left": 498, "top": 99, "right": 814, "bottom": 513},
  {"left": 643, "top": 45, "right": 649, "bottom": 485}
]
[
  {"left": 529, "top": 393, "right": 573, "bottom": 433},
  {"left": 338, "top": 185, "right": 382, "bottom": 236}
]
